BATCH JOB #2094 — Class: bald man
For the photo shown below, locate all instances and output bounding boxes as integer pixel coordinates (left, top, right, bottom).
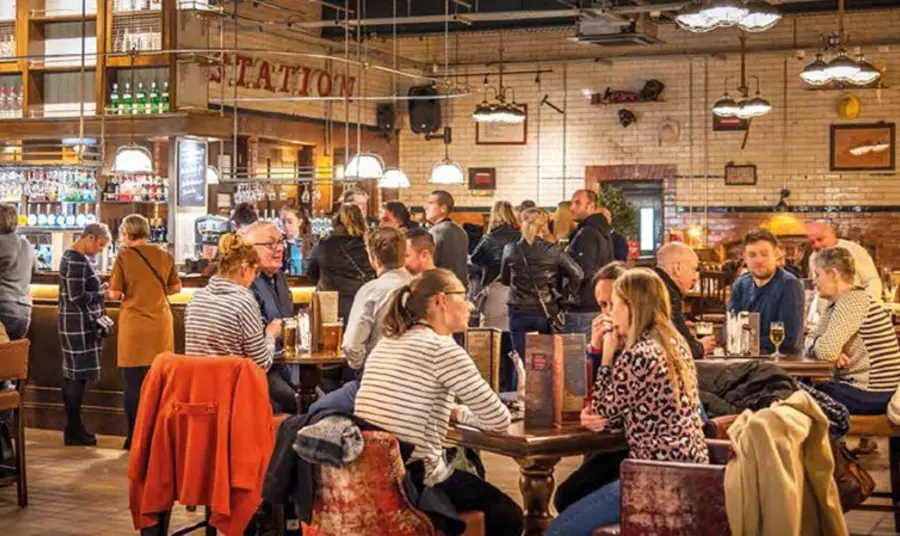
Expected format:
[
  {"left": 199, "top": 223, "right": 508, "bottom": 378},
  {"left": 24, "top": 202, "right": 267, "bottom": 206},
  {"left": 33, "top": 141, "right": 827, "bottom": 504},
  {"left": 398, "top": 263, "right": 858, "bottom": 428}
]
[
  {"left": 654, "top": 242, "right": 715, "bottom": 359},
  {"left": 807, "top": 221, "right": 882, "bottom": 304}
]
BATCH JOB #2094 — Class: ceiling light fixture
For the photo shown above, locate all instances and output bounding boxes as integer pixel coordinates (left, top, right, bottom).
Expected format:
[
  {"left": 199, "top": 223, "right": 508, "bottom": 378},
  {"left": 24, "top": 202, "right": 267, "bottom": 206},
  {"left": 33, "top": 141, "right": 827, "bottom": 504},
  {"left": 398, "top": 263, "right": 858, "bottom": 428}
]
[
  {"left": 676, "top": 0, "right": 781, "bottom": 33},
  {"left": 345, "top": 152, "right": 385, "bottom": 180},
  {"left": 471, "top": 48, "right": 526, "bottom": 125},
  {"left": 712, "top": 36, "right": 772, "bottom": 120},
  {"left": 378, "top": 168, "right": 411, "bottom": 188},
  {"left": 429, "top": 126, "right": 464, "bottom": 185},
  {"left": 112, "top": 144, "right": 153, "bottom": 174},
  {"left": 799, "top": 0, "right": 881, "bottom": 87}
]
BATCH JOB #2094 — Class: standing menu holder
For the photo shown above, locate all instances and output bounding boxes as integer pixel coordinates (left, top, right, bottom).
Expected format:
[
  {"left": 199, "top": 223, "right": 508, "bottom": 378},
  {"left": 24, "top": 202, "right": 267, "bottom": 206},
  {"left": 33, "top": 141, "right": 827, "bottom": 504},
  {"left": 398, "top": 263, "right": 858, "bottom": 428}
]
[
  {"left": 465, "top": 327, "right": 502, "bottom": 392},
  {"left": 560, "top": 333, "right": 587, "bottom": 420},
  {"left": 310, "top": 291, "right": 339, "bottom": 352},
  {"left": 524, "top": 332, "right": 589, "bottom": 429}
]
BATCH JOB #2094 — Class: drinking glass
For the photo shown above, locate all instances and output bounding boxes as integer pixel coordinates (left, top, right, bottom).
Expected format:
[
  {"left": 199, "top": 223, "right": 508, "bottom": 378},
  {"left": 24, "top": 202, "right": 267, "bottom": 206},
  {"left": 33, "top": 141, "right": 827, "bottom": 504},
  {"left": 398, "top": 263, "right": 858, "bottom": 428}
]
[{"left": 769, "top": 321, "right": 785, "bottom": 359}]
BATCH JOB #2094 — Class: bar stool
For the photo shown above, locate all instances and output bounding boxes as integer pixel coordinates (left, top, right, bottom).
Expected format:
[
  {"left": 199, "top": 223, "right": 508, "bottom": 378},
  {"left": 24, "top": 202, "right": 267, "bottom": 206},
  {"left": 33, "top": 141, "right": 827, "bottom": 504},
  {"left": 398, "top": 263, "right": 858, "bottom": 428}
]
[{"left": 0, "top": 339, "right": 30, "bottom": 507}]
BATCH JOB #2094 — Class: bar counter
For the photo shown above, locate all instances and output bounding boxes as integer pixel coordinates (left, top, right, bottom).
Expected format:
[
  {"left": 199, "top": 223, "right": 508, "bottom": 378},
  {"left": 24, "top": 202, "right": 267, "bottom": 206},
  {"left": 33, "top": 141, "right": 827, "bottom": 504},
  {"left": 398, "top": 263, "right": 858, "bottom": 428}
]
[{"left": 24, "top": 272, "right": 315, "bottom": 436}]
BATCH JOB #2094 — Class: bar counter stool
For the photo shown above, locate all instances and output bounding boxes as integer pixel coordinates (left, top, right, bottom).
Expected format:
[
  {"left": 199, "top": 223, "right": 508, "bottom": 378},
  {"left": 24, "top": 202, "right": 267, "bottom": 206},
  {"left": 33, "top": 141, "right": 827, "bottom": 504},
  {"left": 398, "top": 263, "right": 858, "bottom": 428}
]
[{"left": 0, "top": 338, "right": 30, "bottom": 507}]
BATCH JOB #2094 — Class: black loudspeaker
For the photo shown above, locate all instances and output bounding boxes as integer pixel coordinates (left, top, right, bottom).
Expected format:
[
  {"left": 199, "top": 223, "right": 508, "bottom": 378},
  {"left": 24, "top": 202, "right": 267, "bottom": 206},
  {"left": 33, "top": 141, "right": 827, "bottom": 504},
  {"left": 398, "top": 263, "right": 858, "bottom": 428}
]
[
  {"left": 376, "top": 104, "right": 395, "bottom": 138},
  {"left": 408, "top": 85, "right": 441, "bottom": 135}
]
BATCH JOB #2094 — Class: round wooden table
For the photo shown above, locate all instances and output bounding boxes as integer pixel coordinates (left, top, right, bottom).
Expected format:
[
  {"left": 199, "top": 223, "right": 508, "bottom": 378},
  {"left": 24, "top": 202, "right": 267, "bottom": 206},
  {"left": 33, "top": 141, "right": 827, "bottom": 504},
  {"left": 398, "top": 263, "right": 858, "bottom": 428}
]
[{"left": 274, "top": 352, "right": 347, "bottom": 413}]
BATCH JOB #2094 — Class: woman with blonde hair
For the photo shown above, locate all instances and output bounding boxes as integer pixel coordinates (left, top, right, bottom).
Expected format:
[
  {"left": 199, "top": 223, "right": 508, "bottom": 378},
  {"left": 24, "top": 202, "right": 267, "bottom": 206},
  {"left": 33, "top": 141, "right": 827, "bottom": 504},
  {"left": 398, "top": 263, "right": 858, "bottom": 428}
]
[
  {"left": 306, "top": 203, "right": 375, "bottom": 322},
  {"left": 354, "top": 268, "right": 522, "bottom": 535},
  {"left": 545, "top": 268, "right": 708, "bottom": 535},
  {"left": 551, "top": 201, "right": 575, "bottom": 245},
  {"left": 106, "top": 214, "right": 181, "bottom": 449},
  {"left": 501, "top": 208, "right": 583, "bottom": 369}
]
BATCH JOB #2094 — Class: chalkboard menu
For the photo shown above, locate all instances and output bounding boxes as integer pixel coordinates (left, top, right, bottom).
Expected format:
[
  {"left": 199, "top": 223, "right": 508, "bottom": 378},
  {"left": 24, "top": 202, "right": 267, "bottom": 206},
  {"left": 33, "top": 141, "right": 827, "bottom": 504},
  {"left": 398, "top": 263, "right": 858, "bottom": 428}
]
[{"left": 177, "top": 138, "right": 207, "bottom": 207}]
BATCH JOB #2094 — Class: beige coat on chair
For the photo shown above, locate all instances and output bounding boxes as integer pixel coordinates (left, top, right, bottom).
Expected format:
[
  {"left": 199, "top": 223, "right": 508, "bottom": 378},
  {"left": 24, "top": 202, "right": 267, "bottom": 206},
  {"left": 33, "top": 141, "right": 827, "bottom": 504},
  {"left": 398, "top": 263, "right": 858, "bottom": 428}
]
[{"left": 725, "top": 390, "right": 848, "bottom": 536}]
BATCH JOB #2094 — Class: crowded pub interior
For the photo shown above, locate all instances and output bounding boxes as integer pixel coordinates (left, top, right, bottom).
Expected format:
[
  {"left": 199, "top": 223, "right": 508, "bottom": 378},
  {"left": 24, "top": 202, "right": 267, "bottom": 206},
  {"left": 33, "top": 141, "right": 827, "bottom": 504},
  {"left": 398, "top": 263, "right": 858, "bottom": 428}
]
[{"left": 4, "top": 0, "right": 900, "bottom": 534}]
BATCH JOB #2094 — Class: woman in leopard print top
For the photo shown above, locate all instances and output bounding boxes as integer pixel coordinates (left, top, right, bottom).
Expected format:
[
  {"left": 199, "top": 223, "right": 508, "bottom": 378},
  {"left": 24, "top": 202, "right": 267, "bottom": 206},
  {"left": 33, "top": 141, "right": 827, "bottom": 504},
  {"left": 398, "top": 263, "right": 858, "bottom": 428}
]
[{"left": 546, "top": 268, "right": 708, "bottom": 536}]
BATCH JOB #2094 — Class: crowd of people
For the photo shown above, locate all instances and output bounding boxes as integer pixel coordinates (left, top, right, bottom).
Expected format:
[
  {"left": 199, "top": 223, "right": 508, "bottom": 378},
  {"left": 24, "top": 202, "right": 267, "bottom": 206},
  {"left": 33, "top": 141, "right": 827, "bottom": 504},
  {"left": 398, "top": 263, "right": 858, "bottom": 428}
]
[{"left": 4, "top": 185, "right": 900, "bottom": 532}]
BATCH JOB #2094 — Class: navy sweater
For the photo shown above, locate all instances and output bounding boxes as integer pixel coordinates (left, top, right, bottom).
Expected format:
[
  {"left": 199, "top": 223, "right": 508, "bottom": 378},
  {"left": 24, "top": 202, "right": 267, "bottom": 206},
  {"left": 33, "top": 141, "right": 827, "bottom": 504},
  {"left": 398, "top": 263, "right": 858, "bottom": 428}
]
[{"left": 728, "top": 268, "right": 805, "bottom": 354}]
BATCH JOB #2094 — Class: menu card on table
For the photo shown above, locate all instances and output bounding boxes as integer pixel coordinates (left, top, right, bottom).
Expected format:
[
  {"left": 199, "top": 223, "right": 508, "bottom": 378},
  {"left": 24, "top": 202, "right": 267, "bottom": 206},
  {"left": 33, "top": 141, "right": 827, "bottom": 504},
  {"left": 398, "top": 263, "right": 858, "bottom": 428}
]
[
  {"left": 465, "top": 327, "right": 502, "bottom": 392},
  {"left": 524, "top": 333, "right": 588, "bottom": 428}
]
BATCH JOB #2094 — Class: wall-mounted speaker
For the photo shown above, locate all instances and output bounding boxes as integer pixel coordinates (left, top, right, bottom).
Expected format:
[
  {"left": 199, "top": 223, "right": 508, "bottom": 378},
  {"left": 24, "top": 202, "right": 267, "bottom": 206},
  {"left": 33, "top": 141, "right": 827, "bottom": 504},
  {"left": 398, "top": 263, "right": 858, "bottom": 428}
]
[{"left": 408, "top": 85, "right": 441, "bottom": 135}]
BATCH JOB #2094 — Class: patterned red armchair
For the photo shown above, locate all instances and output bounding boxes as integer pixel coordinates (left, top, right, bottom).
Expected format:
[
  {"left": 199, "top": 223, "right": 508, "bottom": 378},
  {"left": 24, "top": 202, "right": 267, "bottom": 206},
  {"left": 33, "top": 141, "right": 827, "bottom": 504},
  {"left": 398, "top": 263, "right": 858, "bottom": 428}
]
[{"left": 303, "top": 430, "right": 484, "bottom": 536}]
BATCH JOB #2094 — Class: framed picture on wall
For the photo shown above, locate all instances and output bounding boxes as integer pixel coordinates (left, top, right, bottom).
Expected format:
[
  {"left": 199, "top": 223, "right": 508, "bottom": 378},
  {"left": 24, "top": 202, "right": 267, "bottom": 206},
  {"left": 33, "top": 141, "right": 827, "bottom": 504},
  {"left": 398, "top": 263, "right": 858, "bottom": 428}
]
[
  {"left": 468, "top": 167, "right": 496, "bottom": 190},
  {"left": 724, "top": 163, "right": 757, "bottom": 185},
  {"left": 476, "top": 105, "right": 528, "bottom": 145},
  {"left": 712, "top": 115, "right": 750, "bottom": 131},
  {"left": 830, "top": 122, "right": 896, "bottom": 171}
]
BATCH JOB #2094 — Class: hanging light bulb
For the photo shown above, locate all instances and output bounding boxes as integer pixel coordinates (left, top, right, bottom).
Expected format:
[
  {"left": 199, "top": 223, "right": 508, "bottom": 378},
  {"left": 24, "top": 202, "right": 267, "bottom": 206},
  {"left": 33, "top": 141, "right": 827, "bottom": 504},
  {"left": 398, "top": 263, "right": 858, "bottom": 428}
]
[
  {"left": 742, "top": 92, "right": 772, "bottom": 118},
  {"left": 733, "top": 98, "right": 755, "bottom": 119},
  {"left": 378, "top": 168, "right": 411, "bottom": 188},
  {"left": 738, "top": 0, "right": 782, "bottom": 32},
  {"left": 700, "top": 0, "right": 749, "bottom": 27},
  {"left": 675, "top": 2, "right": 716, "bottom": 32},
  {"left": 799, "top": 53, "right": 831, "bottom": 86},
  {"left": 345, "top": 152, "right": 385, "bottom": 179},
  {"left": 712, "top": 93, "right": 740, "bottom": 117},
  {"left": 112, "top": 144, "right": 153, "bottom": 174},
  {"left": 503, "top": 103, "right": 527, "bottom": 124},
  {"left": 849, "top": 53, "right": 881, "bottom": 85},
  {"left": 429, "top": 158, "right": 464, "bottom": 184},
  {"left": 472, "top": 101, "right": 495, "bottom": 123},
  {"left": 825, "top": 50, "right": 860, "bottom": 82}
]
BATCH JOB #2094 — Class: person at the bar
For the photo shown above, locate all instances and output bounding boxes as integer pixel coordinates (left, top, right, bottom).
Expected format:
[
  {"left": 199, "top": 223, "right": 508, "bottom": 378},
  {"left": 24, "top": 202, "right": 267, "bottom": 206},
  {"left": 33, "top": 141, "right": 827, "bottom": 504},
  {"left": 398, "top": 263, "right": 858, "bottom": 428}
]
[
  {"left": 244, "top": 221, "right": 302, "bottom": 412},
  {"left": 230, "top": 202, "right": 259, "bottom": 234},
  {"left": 185, "top": 233, "right": 283, "bottom": 400},
  {"left": 546, "top": 269, "right": 708, "bottom": 536},
  {"left": 425, "top": 190, "right": 469, "bottom": 289},
  {"left": 280, "top": 205, "right": 310, "bottom": 276},
  {"left": 58, "top": 223, "right": 111, "bottom": 447},
  {"left": 341, "top": 186, "right": 378, "bottom": 228},
  {"left": 405, "top": 227, "right": 436, "bottom": 276},
  {"left": 0, "top": 203, "right": 34, "bottom": 340},
  {"left": 806, "top": 247, "right": 900, "bottom": 413},
  {"left": 306, "top": 203, "right": 375, "bottom": 323},
  {"left": 106, "top": 214, "right": 181, "bottom": 450},
  {"left": 564, "top": 189, "right": 616, "bottom": 336},
  {"left": 729, "top": 229, "right": 806, "bottom": 354},
  {"left": 654, "top": 241, "right": 715, "bottom": 360},
  {"left": 379, "top": 200, "right": 419, "bottom": 230},
  {"left": 343, "top": 227, "right": 412, "bottom": 371},
  {"left": 354, "top": 269, "right": 523, "bottom": 536}
]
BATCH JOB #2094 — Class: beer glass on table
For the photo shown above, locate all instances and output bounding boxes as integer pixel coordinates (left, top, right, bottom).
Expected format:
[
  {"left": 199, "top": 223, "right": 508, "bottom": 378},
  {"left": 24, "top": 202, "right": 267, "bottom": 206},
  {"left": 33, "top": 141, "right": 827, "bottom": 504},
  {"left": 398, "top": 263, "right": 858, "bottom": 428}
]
[{"left": 769, "top": 321, "right": 785, "bottom": 359}]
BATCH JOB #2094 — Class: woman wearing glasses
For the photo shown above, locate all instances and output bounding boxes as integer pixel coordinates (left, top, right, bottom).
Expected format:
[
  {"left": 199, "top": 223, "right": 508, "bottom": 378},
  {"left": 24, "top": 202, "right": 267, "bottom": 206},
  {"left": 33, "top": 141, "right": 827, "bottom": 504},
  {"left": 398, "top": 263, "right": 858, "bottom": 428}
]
[{"left": 354, "top": 269, "right": 523, "bottom": 535}]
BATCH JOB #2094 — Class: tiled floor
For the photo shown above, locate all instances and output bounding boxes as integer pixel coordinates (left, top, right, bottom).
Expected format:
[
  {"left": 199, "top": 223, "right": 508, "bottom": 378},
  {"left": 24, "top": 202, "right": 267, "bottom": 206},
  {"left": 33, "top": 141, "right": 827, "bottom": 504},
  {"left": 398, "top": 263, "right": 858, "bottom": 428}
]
[{"left": 0, "top": 429, "right": 898, "bottom": 535}]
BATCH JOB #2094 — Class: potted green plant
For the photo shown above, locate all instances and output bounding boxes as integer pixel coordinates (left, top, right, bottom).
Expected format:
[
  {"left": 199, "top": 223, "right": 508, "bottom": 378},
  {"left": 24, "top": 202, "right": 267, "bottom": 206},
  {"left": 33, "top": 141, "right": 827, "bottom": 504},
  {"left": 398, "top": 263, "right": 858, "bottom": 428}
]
[{"left": 597, "top": 186, "right": 639, "bottom": 259}]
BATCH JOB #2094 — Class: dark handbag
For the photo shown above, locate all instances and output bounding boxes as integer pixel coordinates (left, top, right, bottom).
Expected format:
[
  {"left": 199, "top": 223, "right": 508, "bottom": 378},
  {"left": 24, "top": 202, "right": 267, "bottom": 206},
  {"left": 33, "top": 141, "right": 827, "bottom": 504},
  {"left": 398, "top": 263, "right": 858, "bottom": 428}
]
[
  {"left": 518, "top": 245, "right": 566, "bottom": 334},
  {"left": 831, "top": 438, "right": 875, "bottom": 511},
  {"left": 94, "top": 311, "right": 115, "bottom": 338},
  {"left": 338, "top": 244, "right": 373, "bottom": 283}
]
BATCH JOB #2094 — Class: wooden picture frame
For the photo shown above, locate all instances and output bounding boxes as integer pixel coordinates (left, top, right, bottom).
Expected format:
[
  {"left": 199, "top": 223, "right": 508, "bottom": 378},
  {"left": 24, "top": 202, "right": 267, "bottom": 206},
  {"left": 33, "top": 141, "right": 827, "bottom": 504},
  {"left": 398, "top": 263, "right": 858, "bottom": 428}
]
[
  {"left": 830, "top": 122, "right": 896, "bottom": 171},
  {"left": 468, "top": 167, "right": 496, "bottom": 191},
  {"left": 476, "top": 104, "right": 528, "bottom": 145},
  {"left": 724, "top": 163, "right": 757, "bottom": 186},
  {"left": 712, "top": 115, "right": 749, "bottom": 132}
]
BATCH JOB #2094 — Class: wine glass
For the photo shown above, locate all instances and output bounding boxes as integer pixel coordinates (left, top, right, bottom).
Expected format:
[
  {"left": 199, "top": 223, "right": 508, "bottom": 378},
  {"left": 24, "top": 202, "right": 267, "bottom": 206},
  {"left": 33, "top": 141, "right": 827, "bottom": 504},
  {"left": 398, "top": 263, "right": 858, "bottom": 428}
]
[{"left": 769, "top": 321, "right": 785, "bottom": 359}]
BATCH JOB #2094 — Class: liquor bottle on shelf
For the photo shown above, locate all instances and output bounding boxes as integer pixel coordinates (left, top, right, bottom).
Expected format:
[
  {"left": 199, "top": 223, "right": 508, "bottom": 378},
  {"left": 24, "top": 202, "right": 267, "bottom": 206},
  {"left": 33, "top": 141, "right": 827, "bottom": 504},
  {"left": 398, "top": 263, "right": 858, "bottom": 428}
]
[
  {"left": 122, "top": 82, "right": 133, "bottom": 115},
  {"left": 148, "top": 81, "right": 159, "bottom": 114},
  {"left": 110, "top": 83, "right": 120, "bottom": 115},
  {"left": 54, "top": 204, "right": 64, "bottom": 227},
  {"left": 0, "top": 87, "right": 7, "bottom": 119},
  {"left": 37, "top": 205, "right": 47, "bottom": 227},
  {"left": 122, "top": 27, "right": 131, "bottom": 52},
  {"left": 135, "top": 82, "right": 146, "bottom": 115},
  {"left": 76, "top": 205, "right": 86, "bottom": 227},
  {"left": 65, "top": 205, "right": 76, "bottom": 227},
  {"left": 26, "top": 205, "right": 37, "bottom": 227},
  {"left": 160, "top": 81, "right": 169, "bottom": 113},
  {"left": 14, "top": 86, "right": 21, "bottom": 118}
]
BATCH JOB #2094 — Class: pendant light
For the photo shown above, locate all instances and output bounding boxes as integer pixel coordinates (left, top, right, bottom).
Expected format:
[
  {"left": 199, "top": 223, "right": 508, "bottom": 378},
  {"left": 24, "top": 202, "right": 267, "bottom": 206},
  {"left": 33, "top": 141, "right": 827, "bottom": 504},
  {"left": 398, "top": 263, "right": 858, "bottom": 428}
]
[
  {"left": 799, "top": 0, "right": 881, "bottom": 87},
  {"left": 429, "top": 127, "right": 464, "bottom": 185},
  {"left": 676, "top": 0, "right": 780, "bottom": 33},
  {"left": 799, "top": 53, "right": 830, "bottom": 86},
  {"left": 850, "top": 53, "right": 882, "bottom": 85},
  {"left": 737, "top": 0, "right": 782, "bottom": 32},
  {"left": 712, "top": 92, "right": 740, "bottom": 117},
  {"left": 378, "top": 168, "right": 410, "bottom": 188},
  {"left": 703, "top": 0, "right": 748, "bottom": 26},
  {"left": 112, "top": 144, "right": 153, "bottom": 174},
  {"left": 826, "top": 50, "right": 860, "bottom": 82},
  {"left": 675, "top": 2, "right": 715, "bottom": 32},
  {"left": 712, "top": 37, "right": 772, "bottom": 120},
  {"left": 345, "top": 152, "right": 385, "bottom": 180}
]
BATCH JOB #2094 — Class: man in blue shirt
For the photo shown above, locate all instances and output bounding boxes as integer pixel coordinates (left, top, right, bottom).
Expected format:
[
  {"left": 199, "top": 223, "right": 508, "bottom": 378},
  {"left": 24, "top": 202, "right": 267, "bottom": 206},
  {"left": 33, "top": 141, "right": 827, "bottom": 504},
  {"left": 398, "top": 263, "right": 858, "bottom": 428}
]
[{"left": 729, "top": 229, "right": 805, "bottom": 354}]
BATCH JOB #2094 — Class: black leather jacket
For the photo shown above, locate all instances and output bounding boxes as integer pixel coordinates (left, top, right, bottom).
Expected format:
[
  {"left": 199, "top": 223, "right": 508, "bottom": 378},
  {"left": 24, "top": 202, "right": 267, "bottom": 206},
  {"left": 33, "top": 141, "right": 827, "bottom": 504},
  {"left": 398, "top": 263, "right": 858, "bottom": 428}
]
[
  {"left": 566, "top": 213, "right": 616, "bottom": 312},
  {"left": 305, "top": 229, "right": 376, "bottom": 321},
  {"left": 500, "top": 238, "right": 583, "bottom": 316},
  {"left": 469, "top": 224, "right": 522, "bottom": 286}
]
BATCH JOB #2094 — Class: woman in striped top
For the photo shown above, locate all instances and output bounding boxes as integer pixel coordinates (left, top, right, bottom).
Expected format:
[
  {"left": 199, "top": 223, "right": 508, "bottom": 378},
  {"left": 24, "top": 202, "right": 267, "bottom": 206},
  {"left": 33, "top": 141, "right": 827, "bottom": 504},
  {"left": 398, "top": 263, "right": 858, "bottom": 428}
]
[
  {"left": 353, "top": 269, "right": 523, "bottom": 536},
  {"left": 806, "top": 246, "right": 900, "bottom": 414},
  {"left": 185, "top": 233, "right": 283, "bottom": 375}
]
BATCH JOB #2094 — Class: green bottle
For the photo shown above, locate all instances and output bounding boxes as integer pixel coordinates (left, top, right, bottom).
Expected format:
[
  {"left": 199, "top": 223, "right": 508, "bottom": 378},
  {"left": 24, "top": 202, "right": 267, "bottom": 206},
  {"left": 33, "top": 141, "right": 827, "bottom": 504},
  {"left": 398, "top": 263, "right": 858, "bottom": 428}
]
[
  {"left": 122, "top": 82, "right": 132, "bottom": 115},
  {"left": 135, "top": 82, "right": 146, "bottom": 115},
  {"left": 160, "top": 81, "right": 169, "bottom": 114},
  {"left": 110, "top": 83, "right": 120, "bottom": 115},
  {"left": 149, "top": 81, "right": 159, "bottom": 114}
]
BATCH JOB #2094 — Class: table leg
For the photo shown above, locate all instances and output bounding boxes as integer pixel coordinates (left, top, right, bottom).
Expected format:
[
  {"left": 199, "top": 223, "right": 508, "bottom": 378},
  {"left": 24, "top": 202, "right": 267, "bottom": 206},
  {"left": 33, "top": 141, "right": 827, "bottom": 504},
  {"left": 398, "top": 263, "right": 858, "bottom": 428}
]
[
  {"left": 297, "top": 365, "right": 322, "bottom": 414},
  {"left": 516, "top": 456, "right": 562, "bottom": 535}
]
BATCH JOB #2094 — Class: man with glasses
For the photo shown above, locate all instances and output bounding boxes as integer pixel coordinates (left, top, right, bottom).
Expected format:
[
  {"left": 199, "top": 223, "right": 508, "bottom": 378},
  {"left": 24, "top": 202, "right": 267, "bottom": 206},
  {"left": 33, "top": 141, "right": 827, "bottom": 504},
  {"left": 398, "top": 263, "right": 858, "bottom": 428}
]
[
  {"left": 655, "top": 242, "right": 714, "bottom": 360},
  {"left": 246, "top": 221, "right": 299, "bottom": 413}
]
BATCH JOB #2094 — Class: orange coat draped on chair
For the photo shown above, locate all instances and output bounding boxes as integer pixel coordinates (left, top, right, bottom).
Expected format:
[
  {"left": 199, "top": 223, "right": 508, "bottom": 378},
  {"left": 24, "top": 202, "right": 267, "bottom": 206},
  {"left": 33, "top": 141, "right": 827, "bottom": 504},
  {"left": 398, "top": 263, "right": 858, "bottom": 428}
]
[{"left": 128, "top": 353, "right": 275, "bottom": 535}]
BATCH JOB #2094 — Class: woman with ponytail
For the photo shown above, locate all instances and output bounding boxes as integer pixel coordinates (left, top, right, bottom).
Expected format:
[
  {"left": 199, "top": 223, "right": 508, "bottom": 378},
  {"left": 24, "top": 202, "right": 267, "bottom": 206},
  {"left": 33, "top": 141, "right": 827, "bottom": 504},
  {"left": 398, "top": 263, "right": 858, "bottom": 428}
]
[
  {"left": 354, "top": 269, "right": 523, "bottom": 535},
  {"left": 545, "top": 268, "right": 708, "bottom": 536}
]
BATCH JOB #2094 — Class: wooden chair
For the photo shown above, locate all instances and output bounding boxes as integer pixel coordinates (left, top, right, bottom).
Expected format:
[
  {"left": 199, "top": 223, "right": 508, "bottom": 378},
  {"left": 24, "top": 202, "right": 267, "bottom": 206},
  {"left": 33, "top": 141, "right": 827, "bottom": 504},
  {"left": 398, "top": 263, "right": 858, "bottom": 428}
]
[
  {"left": 0, "top": 339, "right": 29, "bottom": 508},
  {"left": 593, "top": 440, "right": 731, "bottom": 536},
  {"left": 847, "top": 415, "right": 900, "bottom": 532},
  {"left": 694, "top": 270, "right": 729, "bottom": 318}
]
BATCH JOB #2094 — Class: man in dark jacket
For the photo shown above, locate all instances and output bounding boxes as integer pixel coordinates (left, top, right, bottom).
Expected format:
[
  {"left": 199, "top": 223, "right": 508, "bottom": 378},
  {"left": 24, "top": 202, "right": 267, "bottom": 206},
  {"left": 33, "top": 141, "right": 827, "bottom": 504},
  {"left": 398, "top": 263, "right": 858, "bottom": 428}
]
[
  {"left": 563, "top": 189, "right": 616, "bottom": 335},
  {"left": 598, "top": 207, "right": 629, "bottom": 261},
  {"left": 425, "top": 190, "right": 469, "bottom": 289},
  {"left": 654, "top": 242, "right": 715, "bottom": 360}
]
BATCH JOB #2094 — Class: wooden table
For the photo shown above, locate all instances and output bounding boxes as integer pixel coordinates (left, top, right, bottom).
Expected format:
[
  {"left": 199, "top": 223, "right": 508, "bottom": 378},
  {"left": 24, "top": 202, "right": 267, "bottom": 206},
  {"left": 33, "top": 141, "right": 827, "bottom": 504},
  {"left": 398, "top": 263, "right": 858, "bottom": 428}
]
[
  {"left": 703, "top": 352, "right": 835, "bottom": 380},
  {"left": 447, "top": 421, "right": 627, "bottom": 535},
  {"left": 274, "top": 352, "right": 347, "bottom": 412}
]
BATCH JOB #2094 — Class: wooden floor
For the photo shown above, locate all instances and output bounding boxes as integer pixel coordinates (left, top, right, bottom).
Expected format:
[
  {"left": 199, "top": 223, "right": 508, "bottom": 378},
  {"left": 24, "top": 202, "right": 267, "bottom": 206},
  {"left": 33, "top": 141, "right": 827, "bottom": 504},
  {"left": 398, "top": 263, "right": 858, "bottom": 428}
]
[{"left": 0, "top": 429, "right": 898, "bottom": 535}]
